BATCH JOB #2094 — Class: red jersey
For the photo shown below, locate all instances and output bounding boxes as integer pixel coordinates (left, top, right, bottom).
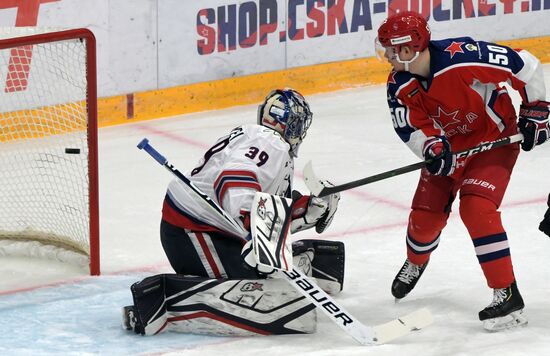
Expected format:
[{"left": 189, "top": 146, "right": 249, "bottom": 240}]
[{"left": 386, "top": 37, "right": 546, "bottom": 158}]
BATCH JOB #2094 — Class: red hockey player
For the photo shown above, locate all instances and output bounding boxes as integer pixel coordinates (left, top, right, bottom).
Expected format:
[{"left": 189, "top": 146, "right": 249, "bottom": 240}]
[{"left": 375, "top": 11, "right": 549, "bottom": 331}]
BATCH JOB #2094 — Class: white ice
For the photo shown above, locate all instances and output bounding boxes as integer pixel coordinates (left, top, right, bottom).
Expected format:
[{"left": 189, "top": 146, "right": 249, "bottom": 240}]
[{"left": 1, "top": 65, "right": 550, "bottom": 355}]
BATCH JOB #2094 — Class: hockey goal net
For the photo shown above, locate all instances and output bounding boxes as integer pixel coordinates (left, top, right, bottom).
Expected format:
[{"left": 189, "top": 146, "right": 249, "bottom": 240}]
[{"left": 0, "top": 28, "right": 99, "bottom": 275}]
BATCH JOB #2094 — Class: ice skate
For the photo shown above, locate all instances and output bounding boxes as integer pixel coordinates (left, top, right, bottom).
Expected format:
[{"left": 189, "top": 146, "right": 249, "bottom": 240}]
[
  {"left": 479, "top": 281, "right": 527, "bottom": 331},
  {"left": 391, "top": 259, "right": 429, "bottom": 300}
]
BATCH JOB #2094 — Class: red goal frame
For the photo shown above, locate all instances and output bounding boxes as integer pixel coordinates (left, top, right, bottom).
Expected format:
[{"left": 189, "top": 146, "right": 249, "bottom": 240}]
[{"left": 0, "top": 28, "right": 100, "bottom": 275}]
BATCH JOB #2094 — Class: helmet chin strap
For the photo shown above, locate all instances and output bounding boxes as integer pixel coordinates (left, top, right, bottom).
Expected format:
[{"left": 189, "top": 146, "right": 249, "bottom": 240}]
[{"left": 396, "top": 50, "right": 420, "bottom": 71}]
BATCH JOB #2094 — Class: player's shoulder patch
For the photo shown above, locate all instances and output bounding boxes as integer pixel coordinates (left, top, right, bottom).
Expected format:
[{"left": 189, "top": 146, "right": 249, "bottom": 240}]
[{"left": 431, "top": 36, "right": 484, "bottom": 68}]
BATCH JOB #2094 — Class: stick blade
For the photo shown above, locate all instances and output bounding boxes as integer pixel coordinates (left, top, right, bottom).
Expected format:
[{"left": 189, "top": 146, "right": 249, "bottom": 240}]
[
  {"left": 303, "top": 161, "right": 326, "bottom": 197},
  {"left": 373, "top": 308, "right": 433, "bottom": 344}
]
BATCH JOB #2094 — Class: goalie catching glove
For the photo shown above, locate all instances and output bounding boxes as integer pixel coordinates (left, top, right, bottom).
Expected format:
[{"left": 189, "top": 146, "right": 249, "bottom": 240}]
[
  {"left": 291, "top": 183, "right": 341, "bottom": 234},
  {"left": 518, "top": 100, "right": 550, "bottom": 151}
]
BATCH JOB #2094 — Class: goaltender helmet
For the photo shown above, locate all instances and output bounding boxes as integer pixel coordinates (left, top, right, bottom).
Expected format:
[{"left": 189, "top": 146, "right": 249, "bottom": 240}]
[
  {"left": 377, "top": 11, "right": 430, "bottom": 52},
  {"left": 258, "top": 88, "right": 312, "bottom": 157}
]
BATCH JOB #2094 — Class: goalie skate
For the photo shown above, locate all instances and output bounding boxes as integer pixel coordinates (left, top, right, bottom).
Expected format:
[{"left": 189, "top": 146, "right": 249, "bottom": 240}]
[{"left": 122, "top": 305, "right": 143, "bottom": 334}]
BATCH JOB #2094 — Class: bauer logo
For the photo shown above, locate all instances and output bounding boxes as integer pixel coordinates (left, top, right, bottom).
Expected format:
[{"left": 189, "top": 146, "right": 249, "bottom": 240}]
[{"left": 283, "top": 269, "right": 354, "bottom": 326}]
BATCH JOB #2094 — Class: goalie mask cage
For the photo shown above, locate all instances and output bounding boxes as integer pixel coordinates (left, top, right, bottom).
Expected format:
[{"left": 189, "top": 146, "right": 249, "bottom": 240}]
[{"left": 0, "top": 28, "right": 99, "bottom": 275}]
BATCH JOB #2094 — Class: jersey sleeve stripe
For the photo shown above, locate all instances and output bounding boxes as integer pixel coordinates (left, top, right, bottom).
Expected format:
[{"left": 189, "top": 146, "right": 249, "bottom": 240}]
[
  {"left": 216, "top": 181, "right": 262, "bottom": 207},
  {"left": 486, "top": 89, "right": 507, "bottom": 132},
  {"left": 213, "top": 170, "right": 259, "bottom": 188},
  {"left": 433, "top": 62, "right": 513, "bottom": 78},
  {"left": 214, "top": 170, "right": 262, "bottom": 205}
]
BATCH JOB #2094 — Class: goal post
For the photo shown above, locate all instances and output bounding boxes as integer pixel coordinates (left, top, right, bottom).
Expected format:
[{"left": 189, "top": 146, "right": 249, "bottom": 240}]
[{"left": 0, "top": 28, "right": 100, "bottom": 275}]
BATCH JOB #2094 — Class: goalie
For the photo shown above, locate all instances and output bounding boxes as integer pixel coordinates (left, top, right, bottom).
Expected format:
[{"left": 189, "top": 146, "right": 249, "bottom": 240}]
[{"left": 124, "top": 88, "right": 344, "bottom": 336}]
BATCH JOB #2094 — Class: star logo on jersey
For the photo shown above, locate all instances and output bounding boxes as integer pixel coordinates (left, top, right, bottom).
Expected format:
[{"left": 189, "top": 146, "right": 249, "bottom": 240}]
[
  {"left": 444, "top": 41, "right": 465, "bottom": 59},
  {"left": 430, "top": 106, "right": 462, "bottom": 130},
  {"left": 388, "top": 71, "right": 397, "bottom": 85}
]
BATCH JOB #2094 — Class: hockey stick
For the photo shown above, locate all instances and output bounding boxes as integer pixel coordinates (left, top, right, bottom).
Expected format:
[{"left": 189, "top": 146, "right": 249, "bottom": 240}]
[
  {"left": 138, "top": 139, "right": 433, "bottom": 345},
  {"left": 250, "top": 192, "right": 433, "bottom": 345},
  {"left": 304, "top": 133, "right": 524, "bottom": 197},
  {"left": 137, "top": 138, "right": 246, "bottom": 237},
  {"left": 283, "top": 267, "right": 433, "bottom": 345}
]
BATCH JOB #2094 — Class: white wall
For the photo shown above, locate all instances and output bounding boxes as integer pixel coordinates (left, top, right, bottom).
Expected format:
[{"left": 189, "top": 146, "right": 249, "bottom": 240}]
[{"left": 0, "top": 0, "right": 549, "bottom": 97}]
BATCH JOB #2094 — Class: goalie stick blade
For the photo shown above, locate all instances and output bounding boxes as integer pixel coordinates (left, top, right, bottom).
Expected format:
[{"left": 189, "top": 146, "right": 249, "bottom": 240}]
[
  {"left": 303, "top": 161, "right": 327, "bottom": 197},
  {"left": 372, "top": 308, "right": 433, "bottom": 345}
]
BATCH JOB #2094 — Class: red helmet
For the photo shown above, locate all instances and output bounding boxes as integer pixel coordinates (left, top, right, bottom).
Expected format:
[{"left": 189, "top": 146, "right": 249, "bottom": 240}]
[{"left": 377, "top": 11, "right": 430, "bottom": 52}]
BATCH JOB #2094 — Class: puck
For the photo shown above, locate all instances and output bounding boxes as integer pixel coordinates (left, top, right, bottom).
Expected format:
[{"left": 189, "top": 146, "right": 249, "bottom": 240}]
[{"left": 65, "top": 148, "right": 81, "bottom": 154}]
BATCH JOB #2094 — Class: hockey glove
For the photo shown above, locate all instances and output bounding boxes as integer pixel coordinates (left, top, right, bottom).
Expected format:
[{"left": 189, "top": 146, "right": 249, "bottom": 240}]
[
  {"left": 240, "top": 237, "right": 276, "bottom": 276},
  {"left": 423, "top": 136, "right": 456, "bottom": 176},
  {"left": 290, "top": 187, "right": 340, "bottom": 234},
  {"left": 518, "top": 100, "right": 550, "bottom": 151},
  {"left": 539, "top": 193, "right": 550, "bottom": 238}
]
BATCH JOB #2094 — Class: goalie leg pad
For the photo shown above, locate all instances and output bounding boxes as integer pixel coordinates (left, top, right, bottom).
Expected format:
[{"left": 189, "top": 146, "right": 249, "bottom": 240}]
[
  {"left": 125, "top": 274, "right": 316, "bottom": 336},
  {"left": 293, "top": 239, "right": 345, "bottom": 295}
]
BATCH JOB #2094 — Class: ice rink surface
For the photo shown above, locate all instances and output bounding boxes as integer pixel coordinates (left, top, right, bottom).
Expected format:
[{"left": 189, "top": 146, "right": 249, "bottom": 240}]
[{"left": 1, "top": 65, "right": 550, "bottom": 355}]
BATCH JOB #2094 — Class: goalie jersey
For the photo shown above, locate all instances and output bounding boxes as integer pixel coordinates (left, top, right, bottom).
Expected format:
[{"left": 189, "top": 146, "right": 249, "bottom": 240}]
[
  {"left": 162, "top": 124, "right": 294, "bottom": 240},
  {"left": 386, "top": 37, "right": 546, "bottom": 160}
]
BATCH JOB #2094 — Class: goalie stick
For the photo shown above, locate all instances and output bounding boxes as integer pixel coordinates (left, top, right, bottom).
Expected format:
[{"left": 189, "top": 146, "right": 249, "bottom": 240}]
[
  {"left": 283, "top": 267, "right": 433, "bottom": 345},
  {"left": 250, "top": 192, "right": 433, "bottom": 345},
  {"left": 137, "top": 139, "right": 433, "bottom": 345},
  {"left": 304, "top": 133, "right": 524, "bottom": 197},
  {"left": 137, "top": 138, "right": 246, "bottom": 237}
]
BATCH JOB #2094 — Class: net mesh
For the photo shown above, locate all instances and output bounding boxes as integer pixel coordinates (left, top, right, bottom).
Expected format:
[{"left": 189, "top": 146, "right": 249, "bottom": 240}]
[{"left": 0, "top": 28, "right": 91, "bottom": 265}]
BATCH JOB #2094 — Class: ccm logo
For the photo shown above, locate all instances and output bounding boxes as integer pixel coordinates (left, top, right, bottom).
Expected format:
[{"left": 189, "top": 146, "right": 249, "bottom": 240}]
[
  {"left": 455, "top": 143, "right": 494, "bottom": 159},
  {"left": 283, "top": 269, "right": 353, "bottom": 326}
]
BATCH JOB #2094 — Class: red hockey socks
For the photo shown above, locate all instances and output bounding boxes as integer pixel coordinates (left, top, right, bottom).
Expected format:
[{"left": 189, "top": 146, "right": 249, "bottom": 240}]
[
  {"left": 406, "top": 209, "right": 447, "bottom": 265},
  {"left": 459, "top": 195, "right": 515, "bottom": 288}
]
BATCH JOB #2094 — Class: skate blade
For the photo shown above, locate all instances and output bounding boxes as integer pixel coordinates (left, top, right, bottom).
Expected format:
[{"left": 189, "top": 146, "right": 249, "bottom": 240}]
[{"left": 482, "top": 310, "right": 528, "bottom": 332}]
